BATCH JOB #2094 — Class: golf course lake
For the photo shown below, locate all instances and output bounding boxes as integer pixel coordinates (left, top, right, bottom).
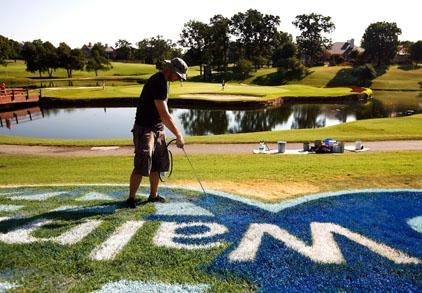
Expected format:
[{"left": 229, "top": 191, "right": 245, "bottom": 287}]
[{"left": 0, "top": 91, "right": 420, "bottom": 139}]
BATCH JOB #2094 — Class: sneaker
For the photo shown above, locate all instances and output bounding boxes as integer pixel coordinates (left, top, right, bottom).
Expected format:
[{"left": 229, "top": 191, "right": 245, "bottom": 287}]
[
  {"left": 147, "top": 194, "right": 166, "bottom": 203},
  {"left": 126, "top": 198, "right": 136, "bottom": 209}
]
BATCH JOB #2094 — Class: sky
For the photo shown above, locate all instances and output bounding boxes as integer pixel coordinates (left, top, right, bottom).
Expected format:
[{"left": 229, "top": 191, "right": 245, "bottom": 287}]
[{"left": 1, "top": 0, "right": 420, "bottom": 49}]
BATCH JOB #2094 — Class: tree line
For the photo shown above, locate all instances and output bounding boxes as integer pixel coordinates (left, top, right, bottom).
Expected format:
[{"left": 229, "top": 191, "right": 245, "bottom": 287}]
[{"left": 1, "top": 9, "right": 422, "bottom": 80}]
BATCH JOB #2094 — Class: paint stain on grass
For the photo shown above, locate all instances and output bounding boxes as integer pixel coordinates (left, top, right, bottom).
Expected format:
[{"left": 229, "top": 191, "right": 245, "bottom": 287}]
[
  {"left": 172, "top": 175, "right": 422, "bottom": 203},
  {"left": 172, "top": 179, "right": 320, "bottom": 202}
]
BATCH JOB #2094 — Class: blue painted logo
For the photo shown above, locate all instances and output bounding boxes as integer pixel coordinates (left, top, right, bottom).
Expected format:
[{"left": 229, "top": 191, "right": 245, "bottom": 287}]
[
  {"left": 0, "top": 186, "right": 421, "bottom": 291},
  {"left": 149, "top": 188, "right": 422, "bottom": 292}
]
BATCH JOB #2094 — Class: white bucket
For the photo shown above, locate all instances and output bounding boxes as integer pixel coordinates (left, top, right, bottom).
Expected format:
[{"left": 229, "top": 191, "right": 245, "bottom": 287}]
[{"left": 277, "top": 141, "right": 286, "bottom": 153}]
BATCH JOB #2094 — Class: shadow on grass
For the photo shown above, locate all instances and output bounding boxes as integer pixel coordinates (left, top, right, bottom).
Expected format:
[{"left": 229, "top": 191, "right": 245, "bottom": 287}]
[
  {"left": 397, "top": 64, "right": 422, "bottom": 71},
  {"left": 250, "top": 68, "right": 310, "bottom": 86},
  {"left": 251, "top": 71, "right": 286, "bottom": 86},
  {"left": 0, "top": 199, "right": 149, "bottom": 233},
  {"left": 327, "top": 65, "right": 387, "bottom": 87}
]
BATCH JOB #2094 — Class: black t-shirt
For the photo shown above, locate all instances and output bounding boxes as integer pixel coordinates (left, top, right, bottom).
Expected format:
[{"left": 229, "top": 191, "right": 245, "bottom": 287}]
[{"left": 134, "top": 72, "right": 167, "bottom": 128}]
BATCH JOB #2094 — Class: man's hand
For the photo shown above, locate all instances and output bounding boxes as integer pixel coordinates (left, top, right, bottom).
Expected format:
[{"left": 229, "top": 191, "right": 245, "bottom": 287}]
[
  {"left": 155, "top": 100, "right": 185, "bottom": 148},
  {"left": 176, "top": 134, "right": 185, "bottom": 148}
]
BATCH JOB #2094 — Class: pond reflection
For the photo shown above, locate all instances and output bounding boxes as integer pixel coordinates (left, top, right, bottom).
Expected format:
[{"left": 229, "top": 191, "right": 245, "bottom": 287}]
[
  {"left": 0, "top": 90, "right": 420, "bottom": 139},
  {"left": 179, "top": 110, "right": 229, "bottom": 135}
]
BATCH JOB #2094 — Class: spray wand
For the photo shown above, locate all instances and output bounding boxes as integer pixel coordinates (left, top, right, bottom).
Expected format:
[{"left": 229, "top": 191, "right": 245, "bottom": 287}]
[{"left": 161, "top": 139, "right": 207, "bottom": 195}]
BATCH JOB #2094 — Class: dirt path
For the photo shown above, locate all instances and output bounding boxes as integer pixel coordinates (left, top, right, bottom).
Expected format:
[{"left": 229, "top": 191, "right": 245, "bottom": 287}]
[{"left": 1, "top": 141, "right": 422, "bottom": 156}]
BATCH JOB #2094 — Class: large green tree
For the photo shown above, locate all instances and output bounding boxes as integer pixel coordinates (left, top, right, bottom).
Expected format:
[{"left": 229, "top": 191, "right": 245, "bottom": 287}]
[
  {"left": 57, "top": 42, "right": 85, "bottom": 78},
  {"left": 21, "top": 40, "right": 60, "bottom": 77},
  {"left": 8, "top": 39, "right": 22, "bottom": 61},
  {"left": 409, "top": 40, "right": 422, "bottom": 64},
  {"left": 207, "top": 15, "right": 231, "bottom": 71},
  {"left": 21, "top": 40, "right": 46, "bottom": 77},
  {"left": 0, "top": 35, "right": 11, "bottom": 65},
  {"left": 42, "top": 41, "right": 59, "bottom": 78},
  {"left": 361, "top": 21, "right": 402, "bottom": 66},
  {"left": 231, "top": 9, "right": 281, "bottom": 68},
  {"left": 179, "top": 20, "right": 209, "bottom": 76},
  {"left": 137, "top": 35, "right": 180, "bottom": 66},
  {"left": 292, "top": 13, "right": 335, "bottom": 67},
  {"left": 86, "top": 43, "right": 112, "bottom": 76},
  {"left": 115, "top": 39, "right": 134, "bottom": 61},
  {"left": 0, "top": 35, "right": 21, "bottom": 65}
]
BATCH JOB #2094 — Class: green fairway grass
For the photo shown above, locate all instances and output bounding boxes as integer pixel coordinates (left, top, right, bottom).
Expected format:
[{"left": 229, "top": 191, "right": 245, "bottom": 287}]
[
  {"left": 40, "top": 81, "right": 356, "bottom": 101},
  {"left": 1, "top": 114, "right": 421, "bottom": 146},
  {"left": 1, "top": 151, "right": 421, "bottom": 202},
  {"left": 0, "top": 60, "right": 156, "bottom": 79},
  {"left": 371, "top": 65, "right": 422, "bottom": 90}
]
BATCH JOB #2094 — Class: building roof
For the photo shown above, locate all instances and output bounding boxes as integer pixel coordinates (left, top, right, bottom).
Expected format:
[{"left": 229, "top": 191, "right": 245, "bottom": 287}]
[
  {"left": 82, "top": 43, "right": 115, "bottom": 52},
  {"left": 328, "top": 42, "right": 353, "bottom": 55},
  {"left": 327, "top": 39, "right": 363, "bottom": 56}
]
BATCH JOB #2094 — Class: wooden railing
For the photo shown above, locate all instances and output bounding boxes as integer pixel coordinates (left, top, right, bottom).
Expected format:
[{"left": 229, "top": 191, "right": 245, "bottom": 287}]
[{"left": 0, "top": 88, "right": 40, "bottom": 105}]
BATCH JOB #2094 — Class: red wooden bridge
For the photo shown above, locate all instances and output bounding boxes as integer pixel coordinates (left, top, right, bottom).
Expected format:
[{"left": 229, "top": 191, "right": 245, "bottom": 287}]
[{"left": 0, "top": 88, "right": 41, "bottom": 107}]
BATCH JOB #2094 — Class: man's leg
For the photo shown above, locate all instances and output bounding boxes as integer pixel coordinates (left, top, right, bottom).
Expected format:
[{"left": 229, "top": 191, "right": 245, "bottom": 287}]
[
  {"left": 148, "top": 171, "right": 165, "bottom": 202},
  {"left": 149, "top": 171, "right": 159, "bottom": 197},
  {"left": 128, "top": 169, "right": 142, "bottom": 200}
]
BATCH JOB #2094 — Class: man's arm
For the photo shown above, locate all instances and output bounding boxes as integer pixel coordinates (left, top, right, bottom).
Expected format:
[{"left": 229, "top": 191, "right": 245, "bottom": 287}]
[{"left": 154, "top": 100, "right": 184, "bottom": 148}]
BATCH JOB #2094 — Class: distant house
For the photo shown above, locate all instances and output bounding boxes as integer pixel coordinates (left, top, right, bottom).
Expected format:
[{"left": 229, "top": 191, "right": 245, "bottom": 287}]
[
  {"left": 81, "top": 42, "right": 116, "bottom": 59},
  {"left": 327, "top": 39, "right": 363, "bottom": 62},
  {"left": 81, "top": 42, "right": 93, "bottom": 57},
  {"left": 393, "top": 45, "right": 411, "bottom": 64}
]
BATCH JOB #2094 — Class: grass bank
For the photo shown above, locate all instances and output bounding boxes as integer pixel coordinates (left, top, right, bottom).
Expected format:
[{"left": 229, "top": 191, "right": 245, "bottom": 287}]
[
  {"left": 1, "top": 151, "right": 421, "bottom": 202},
  {"left": 1, "top": 114, "right": 421, "bottom": 146},
  {"left": 287, "top": 65, "right": 422, "bottom": 91}
]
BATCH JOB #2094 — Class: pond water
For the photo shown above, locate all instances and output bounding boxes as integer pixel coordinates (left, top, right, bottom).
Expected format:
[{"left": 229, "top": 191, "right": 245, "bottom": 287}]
[{"left": 0, "top": 91, "right": 420, "bottom": 139}]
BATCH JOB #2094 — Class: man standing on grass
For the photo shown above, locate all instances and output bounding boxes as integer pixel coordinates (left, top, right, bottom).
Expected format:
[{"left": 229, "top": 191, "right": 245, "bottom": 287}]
[{"left": 126, "top": 58, "right": 188, "bottom": 208}]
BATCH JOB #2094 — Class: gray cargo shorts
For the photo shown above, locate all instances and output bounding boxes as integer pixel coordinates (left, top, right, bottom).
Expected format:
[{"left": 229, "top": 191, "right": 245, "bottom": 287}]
[{"left": 132, "top": 125, "right": 169, "bottom": 176}]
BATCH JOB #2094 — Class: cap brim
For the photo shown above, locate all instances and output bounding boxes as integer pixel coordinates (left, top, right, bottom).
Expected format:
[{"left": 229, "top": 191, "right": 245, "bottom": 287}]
[{"left": 176, "top": 72, "right": 187, "bottom": 80}]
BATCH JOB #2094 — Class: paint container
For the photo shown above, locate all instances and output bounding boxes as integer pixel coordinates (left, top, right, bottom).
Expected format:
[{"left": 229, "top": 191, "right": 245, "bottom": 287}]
[
  {"left": 333, "top": 142, "right": 344, "bottom": 153},
  {"left": 277, "top": 141, "right": 286, "bottom": 153},
  {"left": 303, "top": 142, "right": 310, "bottom": 151}
]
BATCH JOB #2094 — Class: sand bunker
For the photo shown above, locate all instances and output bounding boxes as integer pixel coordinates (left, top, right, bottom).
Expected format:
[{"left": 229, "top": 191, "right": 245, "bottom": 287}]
[{"left": 179, "top": 93, "right": 261, "bottom": 100}]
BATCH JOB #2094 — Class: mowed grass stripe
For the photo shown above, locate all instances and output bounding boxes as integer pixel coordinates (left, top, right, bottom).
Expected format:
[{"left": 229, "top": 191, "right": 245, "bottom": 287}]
[{"left": 1, "top": 151, "right": 421, "bottom": 201}]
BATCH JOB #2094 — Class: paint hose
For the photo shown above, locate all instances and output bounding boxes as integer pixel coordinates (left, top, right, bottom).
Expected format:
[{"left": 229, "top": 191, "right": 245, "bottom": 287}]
[
  {"left": 181, "top": 147, "right": 207, "bottom": 195},
  {"left": 160, "top": 139, "right": 206, "bottom": 195}
]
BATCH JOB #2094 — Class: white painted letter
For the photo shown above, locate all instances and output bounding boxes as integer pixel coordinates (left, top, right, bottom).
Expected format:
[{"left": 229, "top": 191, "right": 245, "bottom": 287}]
[
  {"left": 50, "top": 220, "right": 102, "bottom": 245},
  {"left": 154, "top": 222, "right": 227, "bottom": 250},
  {"left": 229, "top": 222, "right": 420, "bottom": 264},
  {"left": 0, "top": 218, "right": 52, "bottom": 244},
  {"left": 89, "top": 221, "right": 144, "bottom": 260},
  {"left": 0, "top": 218, "right": 102, "bottom": 245}
]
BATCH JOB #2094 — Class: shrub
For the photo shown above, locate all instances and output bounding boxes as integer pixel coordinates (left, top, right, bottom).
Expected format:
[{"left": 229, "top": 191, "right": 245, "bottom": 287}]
[
  {"left": 352, "top": 64, "right": 377, "bottom": 80},
  {"left": 234, "top": 58, "right": 254, "bottom": 79}
]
